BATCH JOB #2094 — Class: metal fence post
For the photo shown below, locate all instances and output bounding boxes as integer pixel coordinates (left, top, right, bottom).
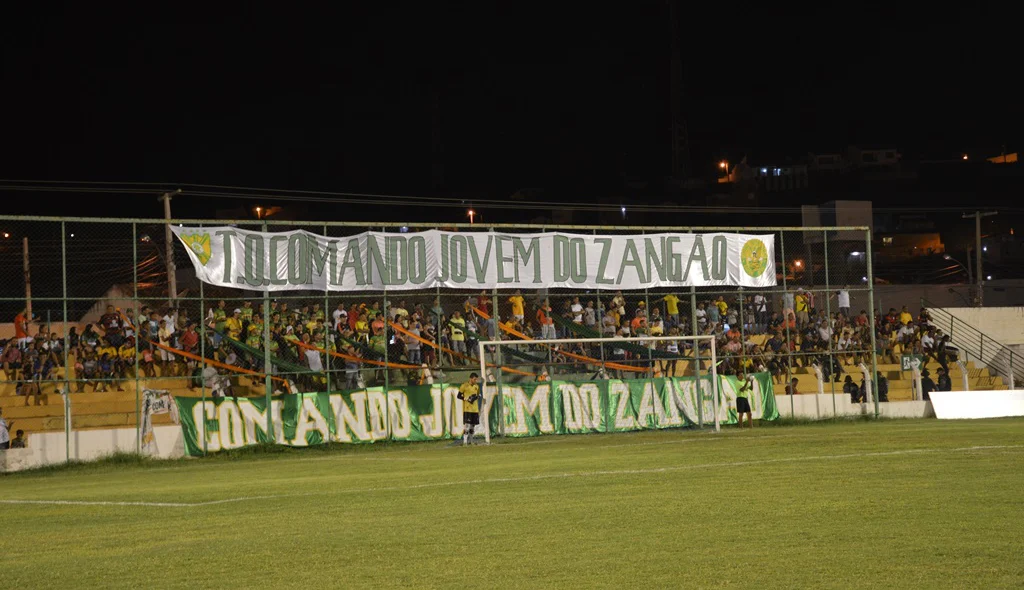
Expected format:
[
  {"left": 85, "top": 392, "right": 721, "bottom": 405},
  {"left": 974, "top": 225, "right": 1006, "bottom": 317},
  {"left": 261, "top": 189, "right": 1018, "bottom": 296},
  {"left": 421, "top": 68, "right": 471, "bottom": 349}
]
[
  {"left": 133, "top": 222, "right": 142, "bottom": 453},
  {"left": 866, "top": 228, "right": 880, "bottom": 417},
  {"left": 262, "top": 220, "right": 273, "bottom": 439},
  {"left": 61, "top": 220, "right": 70, "bottom": 463},
  {"left": 381, "top": 227, "right": 390, "bottom": 440},
  {"left": 491, "top": 276, "right": 503, "bottom": 438},
  {"left": 642, "top": 230, "right": 656, "bottom": 426},
  {"left": 823, "top": 229, "right": 837, "bottom": 415},
  {"left": 594, "top": 229, "right": 608, "bottom": 375},
  {"left": 780, "top": 231, "right": 794, "bottom": 417},
  {"left": 688, "top": 229, "right": 703, "bottom": 428},
  {"left": 199, "top": 226, "right": 208, "bottom": 456},
  {"left": 324, "top": 224, "right": 332, "bottom": 403}
]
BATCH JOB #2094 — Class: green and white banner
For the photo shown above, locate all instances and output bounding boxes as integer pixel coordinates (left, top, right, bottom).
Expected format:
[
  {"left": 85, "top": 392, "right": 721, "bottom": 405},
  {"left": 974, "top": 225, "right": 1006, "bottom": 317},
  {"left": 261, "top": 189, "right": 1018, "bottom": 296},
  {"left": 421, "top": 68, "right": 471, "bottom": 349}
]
[
  {"left": 171, "top": 227, "right": 776, "bottom": 291},
  {"left": 175, "top": 374, "right": 778, "bottom": 456}
]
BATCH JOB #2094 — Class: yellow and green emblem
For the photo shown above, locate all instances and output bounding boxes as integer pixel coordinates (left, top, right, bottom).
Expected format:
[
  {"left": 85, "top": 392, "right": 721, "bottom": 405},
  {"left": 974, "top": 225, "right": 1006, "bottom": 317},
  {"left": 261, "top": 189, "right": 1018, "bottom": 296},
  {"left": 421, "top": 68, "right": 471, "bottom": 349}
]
[
  {"left": 740, "top": 238, "right": 768, "bottom": 278},
  {"left": 180, "top": 232, "right": 212, "bottom": 266}
]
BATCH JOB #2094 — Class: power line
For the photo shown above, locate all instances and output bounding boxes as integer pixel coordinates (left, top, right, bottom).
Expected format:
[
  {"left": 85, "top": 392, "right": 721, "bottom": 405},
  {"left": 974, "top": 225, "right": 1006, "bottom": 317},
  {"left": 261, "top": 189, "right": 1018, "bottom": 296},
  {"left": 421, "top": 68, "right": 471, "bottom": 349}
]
[{"left": 3, "top": 180, "right": 1024, "bottom": 216}]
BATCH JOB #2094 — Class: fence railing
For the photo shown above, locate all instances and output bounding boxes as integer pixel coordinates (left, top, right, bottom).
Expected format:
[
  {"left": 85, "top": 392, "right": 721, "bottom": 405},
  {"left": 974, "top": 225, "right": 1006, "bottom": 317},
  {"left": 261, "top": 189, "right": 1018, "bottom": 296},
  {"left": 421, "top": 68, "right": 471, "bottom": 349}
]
[
  {"left": 0, "top": 216, "right": 880, "bottom": 467},
  {"left": 924, "top": 300, "right": 1020, "bottom": 388}
]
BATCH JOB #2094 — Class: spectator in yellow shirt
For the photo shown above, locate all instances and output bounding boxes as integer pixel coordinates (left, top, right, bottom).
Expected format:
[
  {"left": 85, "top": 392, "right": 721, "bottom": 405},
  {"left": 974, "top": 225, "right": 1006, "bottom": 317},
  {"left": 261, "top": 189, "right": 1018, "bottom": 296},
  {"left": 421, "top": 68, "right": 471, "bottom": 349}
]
[
  {"left": 662, "top": 293, "right": 680, "bottom": 327},
  {"left": 509, "top": 290, "right": 525, "bottom": 323},
  {"left": 225, "top": 309, "right": 243, "bottom": 340}
]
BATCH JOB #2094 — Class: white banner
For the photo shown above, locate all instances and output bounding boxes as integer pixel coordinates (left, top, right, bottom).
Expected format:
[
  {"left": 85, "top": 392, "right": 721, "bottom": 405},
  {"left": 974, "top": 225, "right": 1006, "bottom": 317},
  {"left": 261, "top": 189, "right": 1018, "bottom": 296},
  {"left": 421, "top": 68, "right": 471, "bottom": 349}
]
[{"left": 171, "top": 227, "right": 776, "bottom": 292}]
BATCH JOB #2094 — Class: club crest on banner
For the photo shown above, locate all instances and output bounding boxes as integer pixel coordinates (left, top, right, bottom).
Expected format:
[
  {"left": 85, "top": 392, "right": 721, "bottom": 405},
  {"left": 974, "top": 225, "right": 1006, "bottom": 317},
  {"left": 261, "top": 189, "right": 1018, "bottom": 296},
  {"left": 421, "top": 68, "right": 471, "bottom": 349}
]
[
  {"left": 741, "top": 238, "right": 769, "bottom": 278},
  {"left": 180, "top": 232, "right": 213, "bottom": 266}
]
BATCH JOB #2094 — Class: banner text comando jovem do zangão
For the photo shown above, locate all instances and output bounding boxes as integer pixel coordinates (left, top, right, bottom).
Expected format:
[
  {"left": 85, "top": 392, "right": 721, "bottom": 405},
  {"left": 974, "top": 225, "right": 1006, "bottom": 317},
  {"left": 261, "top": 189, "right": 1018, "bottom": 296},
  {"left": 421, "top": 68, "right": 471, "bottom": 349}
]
[
  {"left": 175, "top": 374, "right": 778, "bottom": 455},
  {"left": 172, "top": 227, "right": 776, "bottom": 291}
]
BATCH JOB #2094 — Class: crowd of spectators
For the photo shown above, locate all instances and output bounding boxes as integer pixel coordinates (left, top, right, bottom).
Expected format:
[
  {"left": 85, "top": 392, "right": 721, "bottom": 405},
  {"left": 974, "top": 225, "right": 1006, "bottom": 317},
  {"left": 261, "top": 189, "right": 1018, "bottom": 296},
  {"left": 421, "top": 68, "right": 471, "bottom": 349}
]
[{"left": 1, "top": 287, "right": 959, "bottom": 398}]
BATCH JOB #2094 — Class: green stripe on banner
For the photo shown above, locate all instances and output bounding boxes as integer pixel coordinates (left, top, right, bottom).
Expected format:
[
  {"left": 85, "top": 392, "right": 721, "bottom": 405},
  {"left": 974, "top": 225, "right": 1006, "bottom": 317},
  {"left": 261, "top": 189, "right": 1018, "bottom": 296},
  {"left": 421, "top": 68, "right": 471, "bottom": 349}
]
[{"left": 174, "top": 373, "right": 779, "bottom": 456}]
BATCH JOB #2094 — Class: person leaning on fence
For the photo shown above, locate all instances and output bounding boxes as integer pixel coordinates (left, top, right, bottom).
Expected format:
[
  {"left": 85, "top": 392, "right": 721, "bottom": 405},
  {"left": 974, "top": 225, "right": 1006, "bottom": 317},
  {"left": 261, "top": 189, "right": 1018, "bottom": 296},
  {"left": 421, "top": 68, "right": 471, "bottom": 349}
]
[{"left": 457, "top": 372, "right": 481, "bottom": 446}]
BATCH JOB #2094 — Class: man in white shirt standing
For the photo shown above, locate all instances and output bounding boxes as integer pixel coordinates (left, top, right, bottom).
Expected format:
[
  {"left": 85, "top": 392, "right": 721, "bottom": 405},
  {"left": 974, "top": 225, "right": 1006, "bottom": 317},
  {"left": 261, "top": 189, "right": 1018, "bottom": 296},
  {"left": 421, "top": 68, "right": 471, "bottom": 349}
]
[
  {"left": 570, "top": 296, "right": 584, "bottom": 325},
  {"left": 753, "top": 293, "right": 768, "bottom": 333},
  {"left": 332, "top": 302, "right": 347, "bottom": 332},
  {"left": 836, "top": 287, "right": 851, "bottom": 318}
]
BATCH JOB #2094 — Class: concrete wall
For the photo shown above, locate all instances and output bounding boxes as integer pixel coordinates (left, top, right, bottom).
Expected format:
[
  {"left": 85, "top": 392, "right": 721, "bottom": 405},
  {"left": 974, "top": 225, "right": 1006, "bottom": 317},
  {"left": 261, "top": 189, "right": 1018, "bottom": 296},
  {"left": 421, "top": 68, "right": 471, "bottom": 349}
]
[
  {"left": 774, "top": 394, "right": 934, "bottom": 420},
  {"left": 0, "top": 425, "right": 184, "bottom": 473},
  {"left": 934, "top": 307, "right": 1024, "bottom": 346}
]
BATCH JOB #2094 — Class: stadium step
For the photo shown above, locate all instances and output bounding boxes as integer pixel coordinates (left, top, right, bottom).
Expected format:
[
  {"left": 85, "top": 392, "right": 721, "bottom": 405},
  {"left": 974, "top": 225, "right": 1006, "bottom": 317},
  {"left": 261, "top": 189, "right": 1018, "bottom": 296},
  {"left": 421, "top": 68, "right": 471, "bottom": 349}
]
[{"left": 7, "top": 412, "right": 176, "bottom": 436}]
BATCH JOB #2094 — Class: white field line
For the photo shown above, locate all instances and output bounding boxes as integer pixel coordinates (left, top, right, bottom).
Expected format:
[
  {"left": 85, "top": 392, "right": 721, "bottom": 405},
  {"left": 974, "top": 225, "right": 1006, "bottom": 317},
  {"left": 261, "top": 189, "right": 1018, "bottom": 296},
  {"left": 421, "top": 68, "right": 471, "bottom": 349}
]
[{"left": 3, "top": 444, "right": 1020, "bottom": 509}]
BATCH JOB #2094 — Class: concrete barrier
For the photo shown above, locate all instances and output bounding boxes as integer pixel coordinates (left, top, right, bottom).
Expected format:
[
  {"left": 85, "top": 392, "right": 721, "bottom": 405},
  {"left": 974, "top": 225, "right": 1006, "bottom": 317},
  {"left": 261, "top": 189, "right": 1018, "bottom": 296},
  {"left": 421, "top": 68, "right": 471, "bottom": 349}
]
[
  {"left": 774, "top": 394, "right": 934, "bottom": 420},
  {"left": 0, "top": 425, "right": 184, "bottom": 473},
  {"left": 929, "top": 390, "right": 1024, "bottom": 419}
]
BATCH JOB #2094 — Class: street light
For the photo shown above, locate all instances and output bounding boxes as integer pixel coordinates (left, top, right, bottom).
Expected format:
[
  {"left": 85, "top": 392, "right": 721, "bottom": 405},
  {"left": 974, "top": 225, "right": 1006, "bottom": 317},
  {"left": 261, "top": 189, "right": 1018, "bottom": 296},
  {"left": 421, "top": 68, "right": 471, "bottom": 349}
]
[
  {"left": 467, "top": 209, "right": 476, "bottom": 224},
  {"left": 943, "top": 254, "right": 972, "bottom": 283},
  {"left": 255, "top": 206, "right": 262, "bottom": 220}
]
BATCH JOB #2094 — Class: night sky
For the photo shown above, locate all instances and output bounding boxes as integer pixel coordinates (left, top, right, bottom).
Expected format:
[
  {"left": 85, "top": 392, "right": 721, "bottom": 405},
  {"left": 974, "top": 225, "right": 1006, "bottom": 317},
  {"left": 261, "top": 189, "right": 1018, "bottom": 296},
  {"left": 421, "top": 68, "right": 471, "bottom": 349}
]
[{"left": 0, "top": 6, "right": 1018, "bottom": 219}]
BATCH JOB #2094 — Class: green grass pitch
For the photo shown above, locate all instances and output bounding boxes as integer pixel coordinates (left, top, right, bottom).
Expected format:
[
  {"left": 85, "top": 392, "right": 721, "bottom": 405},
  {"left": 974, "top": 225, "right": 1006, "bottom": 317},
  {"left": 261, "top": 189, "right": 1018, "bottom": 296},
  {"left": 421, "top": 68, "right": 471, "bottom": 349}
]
[{"left": 2, "top": 418, "right": 1022, "bottom": 588}]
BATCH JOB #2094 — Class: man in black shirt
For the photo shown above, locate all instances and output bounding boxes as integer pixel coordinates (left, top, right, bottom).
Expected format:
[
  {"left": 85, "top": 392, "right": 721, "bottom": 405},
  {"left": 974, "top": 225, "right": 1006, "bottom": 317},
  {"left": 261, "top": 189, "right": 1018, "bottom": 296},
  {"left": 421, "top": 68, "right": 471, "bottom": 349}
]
[
  {"left": 937, "top": 367, "right": 952, "bottom": 392},
  {"left": 920, "top": 369, "right": 936, "bottom": 401}
]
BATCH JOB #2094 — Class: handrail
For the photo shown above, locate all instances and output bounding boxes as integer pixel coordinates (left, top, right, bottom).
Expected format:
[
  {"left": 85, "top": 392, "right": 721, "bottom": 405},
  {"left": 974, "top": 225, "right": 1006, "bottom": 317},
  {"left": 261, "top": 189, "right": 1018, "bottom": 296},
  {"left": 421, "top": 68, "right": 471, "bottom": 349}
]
[{"left": 922, "top": 299, "right": 1021, "bottom": 388}]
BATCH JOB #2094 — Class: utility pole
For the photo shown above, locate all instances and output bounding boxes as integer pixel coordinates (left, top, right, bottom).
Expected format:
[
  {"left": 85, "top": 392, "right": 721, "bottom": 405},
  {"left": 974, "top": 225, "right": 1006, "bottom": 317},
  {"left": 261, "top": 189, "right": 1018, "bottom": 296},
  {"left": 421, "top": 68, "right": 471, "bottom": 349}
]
[
  {"left": 963, "top": 211, "right": 997, "bottom": 307},
  {"left": 160, "top": 189, "right": 182, "bottom": 307}
]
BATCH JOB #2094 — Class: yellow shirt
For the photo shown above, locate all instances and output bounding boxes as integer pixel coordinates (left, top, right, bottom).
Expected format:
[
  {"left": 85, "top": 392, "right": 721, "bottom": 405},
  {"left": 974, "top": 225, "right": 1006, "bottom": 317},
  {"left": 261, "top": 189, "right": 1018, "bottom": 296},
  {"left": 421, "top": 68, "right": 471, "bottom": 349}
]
[
  {"left": 118, "top": 346, "right": 136, "bottom": 362},
  {"left": 509, "top": 296, "right": 525, "bottom": 316},
  {"left": 716, "top": 300, "right": 728, "bottom": 315},
  {"left": 98, "top": 345, "right": 117, "bottom": 360},
  {"left": 225, "top": 317, "right": 243, "bottom": 340},
  {"left": 795, "top": 295, "right": 808, "bottom": 312},
  {"left": 459, "top": 382, "right": 480, "bottom": 413},
  {"left": 449, "top": 317, "right": 466, "bottom": 341},
  {"left": 899, "top": 312, "right": 913, "bottom": 325},
  {"left": 663, "top": 294, "right": 680, "bottom": 316}
]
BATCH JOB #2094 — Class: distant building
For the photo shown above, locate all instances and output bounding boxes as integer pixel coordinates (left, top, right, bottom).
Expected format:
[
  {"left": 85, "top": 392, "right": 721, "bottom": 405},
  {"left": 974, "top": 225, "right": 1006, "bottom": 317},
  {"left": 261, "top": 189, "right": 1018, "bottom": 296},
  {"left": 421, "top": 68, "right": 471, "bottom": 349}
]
[
  {"left": 801, "top": 200, "right": 873, "bottom": 244},
  {"left": 987, "top": 152, "right": 1018, "bottom": 164},
  {"left": 874, "top": 233, "right": 945, "bottom": 259},
  {"left": 847, "top": 146, "right": 901, "bottom": 167},
  {"left": 807, "top": 153, "right": 848, "bottom": 172},
  {"left": 751, "top": 164, "right": 808, "bottom": 192}
]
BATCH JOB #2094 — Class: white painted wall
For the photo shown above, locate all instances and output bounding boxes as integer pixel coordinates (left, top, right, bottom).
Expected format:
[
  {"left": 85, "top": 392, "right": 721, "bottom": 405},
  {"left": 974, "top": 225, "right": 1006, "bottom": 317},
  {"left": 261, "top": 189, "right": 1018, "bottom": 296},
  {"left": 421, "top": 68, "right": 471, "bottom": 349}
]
[
  {"left": 0, "top": 425, "right": 184, "bottom": 473},
  {"left": 774, "top": 394, "right": 934, "bottom": 420},
  {"left": 929, "top": 390, "right": 1024, "bottom": 419}
]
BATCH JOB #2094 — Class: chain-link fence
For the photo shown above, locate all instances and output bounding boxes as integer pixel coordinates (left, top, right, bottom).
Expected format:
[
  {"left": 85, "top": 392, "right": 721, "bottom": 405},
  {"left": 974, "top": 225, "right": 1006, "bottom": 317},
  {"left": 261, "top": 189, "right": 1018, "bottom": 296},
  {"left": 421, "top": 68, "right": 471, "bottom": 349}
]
[{"left": 0, "top": 217, "right": 890, "bottom": 463}]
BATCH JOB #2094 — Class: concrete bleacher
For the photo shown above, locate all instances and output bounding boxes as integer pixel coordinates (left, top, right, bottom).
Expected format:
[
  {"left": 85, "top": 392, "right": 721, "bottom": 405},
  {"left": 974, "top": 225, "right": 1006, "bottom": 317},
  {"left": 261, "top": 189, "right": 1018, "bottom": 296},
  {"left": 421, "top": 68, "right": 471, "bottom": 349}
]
[
  {"left": 0, "top": 360, "right": 266, "bottom": 434},
  {"left": 2, "top": 346, "right": 1008, "bottom": 435}
]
